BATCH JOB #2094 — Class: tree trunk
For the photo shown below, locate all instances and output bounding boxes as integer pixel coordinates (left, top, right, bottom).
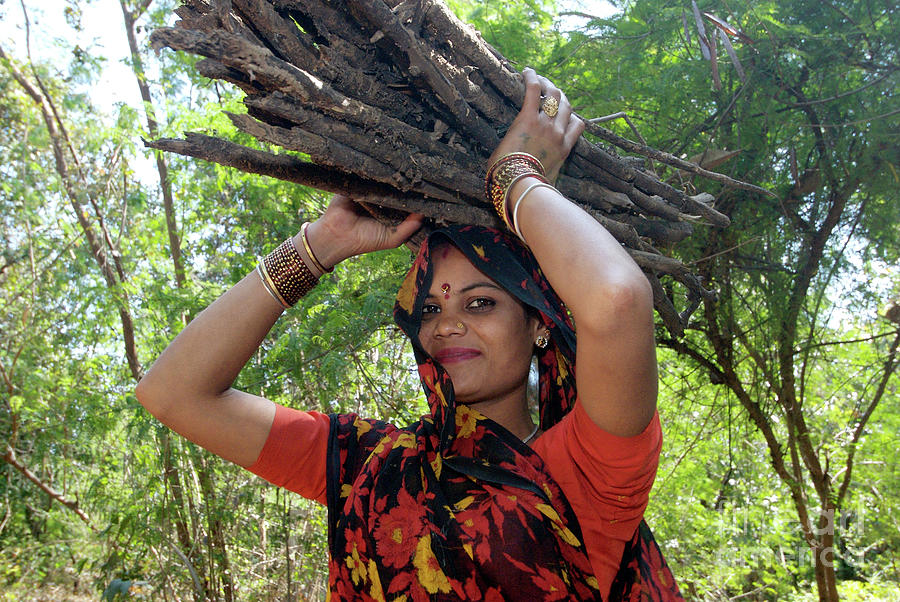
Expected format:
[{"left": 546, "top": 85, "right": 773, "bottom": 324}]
[
  {"left": 121, "top": 0, "right": 186, "bottom": 287},
  {"left": 813, "top": 521, "right": 839, "bottom": 601},
  {"left": 194, "top": 449, "right": 235, "bottom": 602},
  {"left": 160, "top": 431, "right": 206, "bottom": 602}
]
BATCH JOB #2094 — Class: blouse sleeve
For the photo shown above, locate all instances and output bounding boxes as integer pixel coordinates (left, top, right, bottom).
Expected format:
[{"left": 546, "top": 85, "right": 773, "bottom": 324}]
[
  {"left": 532, "top": 401, "right": 662, "bottom": 597},
  {"left": 246, "top": 404, "right": 331, "bottom": 505}
]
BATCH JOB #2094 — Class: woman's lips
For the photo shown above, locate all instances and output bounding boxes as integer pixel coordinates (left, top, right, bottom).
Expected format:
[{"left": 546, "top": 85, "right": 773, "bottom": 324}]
[{"left": 434, "top": 347, "right": 481, "bottom": 364}]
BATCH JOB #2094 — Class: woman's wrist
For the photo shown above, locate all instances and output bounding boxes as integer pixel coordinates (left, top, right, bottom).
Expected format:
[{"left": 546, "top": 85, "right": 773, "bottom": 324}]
[
  {"left": 293, "top": 219, "right": 352, "bottom": 272},
  {"left": 506, "top": 175, "right": 548, "bottom": 212}
]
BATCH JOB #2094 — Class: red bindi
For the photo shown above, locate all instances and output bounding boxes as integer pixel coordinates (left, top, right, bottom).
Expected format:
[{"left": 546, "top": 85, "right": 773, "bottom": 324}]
[{"left": 441, "top": 282, "right": 451, "bottom": 299}]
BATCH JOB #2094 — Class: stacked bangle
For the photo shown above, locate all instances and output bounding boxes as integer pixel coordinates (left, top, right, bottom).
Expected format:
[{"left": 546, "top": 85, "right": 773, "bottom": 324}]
[
  {"left": 485, "top": 152, "right": 549, "bottom": 231},
  {"left": 257, "top": 237, "right": 319, "bottom": 309},
  {"left": 485, "top": 152, "right": 566, "bottom": 243}
]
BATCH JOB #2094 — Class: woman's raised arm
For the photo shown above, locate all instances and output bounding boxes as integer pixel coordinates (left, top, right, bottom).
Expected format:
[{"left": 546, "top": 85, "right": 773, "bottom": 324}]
[
  {"left": 135, "top": 196, "right": 422, "bottom": 466},
  {"left": 489, "top": 69, "right": 657, "bottom": 437}
]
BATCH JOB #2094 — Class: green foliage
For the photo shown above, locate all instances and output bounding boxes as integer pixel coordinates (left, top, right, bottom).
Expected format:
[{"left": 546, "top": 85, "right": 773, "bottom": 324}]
[
  {"left": 519, "top": 0, "right": 899, "bottom": 598},
  {"left": 450, "top": 0, "right": 563, "bottom": 69},
  {"left": 2, "top": 0, "right": 897, "bottom": 600}
]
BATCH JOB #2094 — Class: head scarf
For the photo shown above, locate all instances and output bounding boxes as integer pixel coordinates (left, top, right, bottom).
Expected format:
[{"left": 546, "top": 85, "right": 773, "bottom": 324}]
[{"left": 325, "top": 226, "right": 681, "bottom": 600}]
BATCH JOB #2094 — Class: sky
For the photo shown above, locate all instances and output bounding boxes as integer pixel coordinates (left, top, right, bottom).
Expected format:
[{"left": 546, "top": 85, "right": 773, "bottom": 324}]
[{"left": 1, "top": 1, "right": 152, "bottom": 113}]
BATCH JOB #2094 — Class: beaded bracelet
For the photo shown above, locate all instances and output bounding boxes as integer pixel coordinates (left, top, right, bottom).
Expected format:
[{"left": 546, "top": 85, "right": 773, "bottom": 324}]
[
  {"left": 257, "top": 237, "right": 319, "bottom": 309},
  {"left": 485, "top": 152, "right": 544, "bottom": 203}
]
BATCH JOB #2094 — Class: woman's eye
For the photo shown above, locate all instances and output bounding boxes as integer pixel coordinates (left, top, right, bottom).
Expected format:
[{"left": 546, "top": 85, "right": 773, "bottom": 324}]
[
  {"left": 422, "top": 304, "right": 441, "bottom": 315},
  {"left": 467, "top": 298, "right": 495, "bottom": 311}
]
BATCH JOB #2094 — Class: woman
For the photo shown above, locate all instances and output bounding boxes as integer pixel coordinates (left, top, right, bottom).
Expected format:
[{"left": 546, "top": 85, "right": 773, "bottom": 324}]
[{"left": 136, "top": 69, "right": 681, "bottom": 599}]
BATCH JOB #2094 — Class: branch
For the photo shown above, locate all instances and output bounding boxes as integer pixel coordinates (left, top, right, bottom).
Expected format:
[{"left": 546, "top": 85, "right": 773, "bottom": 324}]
[
  {"left": 3, "top": 446, "right": 94, "bottom": 528},
  {"left": 786, "top": 70, "right": 897, "bottom": 108},
  {"left": 796, "top": 330, "right": 898, "bottom": 354},
  {"left": 797, "top": 108, "right": 900, "bottom": 128},
  {"left": 146, "top": 0, "right": 772, "bottom": 338},
  {"left": 1, "top": 44, "right": 143, "bottom": 381},
  {"left": 837, "top": 328, "right": 900, "bottom": 506},
  {"left": 581, "top": 120, "right": 773, "bottom": 196},
  {"left": 121, "top": 0, "right": 186, "bottom": 287}
]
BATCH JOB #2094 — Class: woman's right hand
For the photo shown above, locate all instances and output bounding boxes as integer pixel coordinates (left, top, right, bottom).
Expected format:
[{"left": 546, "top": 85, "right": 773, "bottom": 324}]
[
  {"left": 487, "top": 68, "right": 585, "bottom": 183},
  {"left": 303, "top": 195, "right": 424, "bottom": 269}
]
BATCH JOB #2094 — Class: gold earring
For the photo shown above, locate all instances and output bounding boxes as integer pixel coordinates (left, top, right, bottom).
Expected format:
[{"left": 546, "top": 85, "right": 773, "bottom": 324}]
[{"left": 535, "top": 331, "right": 549, "bottom": 348}]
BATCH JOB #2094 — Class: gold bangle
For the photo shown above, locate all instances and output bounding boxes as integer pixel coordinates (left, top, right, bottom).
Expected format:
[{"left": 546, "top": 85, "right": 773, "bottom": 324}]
[
  {"left": 490, "top": 162, "right": 547, "bottom": 229},
  {"left": 300, "top": 222, "right": 332, "bottom": 274},
  {"left": 485, "top": 152, "right": 544, "bottom": 202},
  {"left": 257, "top": 263, "right": 290, "bottom": 309}
]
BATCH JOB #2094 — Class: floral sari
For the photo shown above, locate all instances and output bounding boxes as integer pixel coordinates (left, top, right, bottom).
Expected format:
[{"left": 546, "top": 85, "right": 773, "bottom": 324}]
[{"left": 325, "top": 226, "right": 682, "bottom": 600}]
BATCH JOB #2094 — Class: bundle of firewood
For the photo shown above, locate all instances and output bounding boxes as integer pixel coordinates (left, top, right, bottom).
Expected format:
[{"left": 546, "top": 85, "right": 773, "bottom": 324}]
[{"left": 148, "top": 0, "right": 766, "bottom": 335}]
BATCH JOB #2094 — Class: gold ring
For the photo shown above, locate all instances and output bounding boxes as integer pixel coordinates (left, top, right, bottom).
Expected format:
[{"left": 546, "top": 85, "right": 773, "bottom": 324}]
[
  {"left": 541, "top": 96, "right": 559, "bottom": 118},
  {"left": 456, "top": 322, "right": 464, "bottom": 329}
]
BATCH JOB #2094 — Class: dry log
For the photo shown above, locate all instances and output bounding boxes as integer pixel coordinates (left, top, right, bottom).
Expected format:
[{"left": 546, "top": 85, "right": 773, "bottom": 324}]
[{"left": 148, "top": 0, "right": 766, "bottom": 334}]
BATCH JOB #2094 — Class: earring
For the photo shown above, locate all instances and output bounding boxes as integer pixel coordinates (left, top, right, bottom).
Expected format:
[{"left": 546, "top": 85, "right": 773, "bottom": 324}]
[{"left": 535, "top": 331, "right": 549, "bottom": 349}]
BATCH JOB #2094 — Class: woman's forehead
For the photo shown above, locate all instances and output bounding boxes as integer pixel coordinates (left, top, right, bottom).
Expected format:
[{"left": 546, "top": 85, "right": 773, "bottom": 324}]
[{"left": 429, "top": 245, "right": 488, "bottom": 282}]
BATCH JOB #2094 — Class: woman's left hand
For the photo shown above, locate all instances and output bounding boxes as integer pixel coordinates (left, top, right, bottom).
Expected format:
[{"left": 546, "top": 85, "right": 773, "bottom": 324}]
[{"left": 487, "top": 68, "right": 586, "bottom": 182}]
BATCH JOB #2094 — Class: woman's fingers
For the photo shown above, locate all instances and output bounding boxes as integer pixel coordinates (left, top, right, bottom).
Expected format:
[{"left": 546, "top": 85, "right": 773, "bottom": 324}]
[
  {"left": 324, "top": 194, "right": 423, "bottom": 253},
  {"left": 556, "top": 90, "right": 572, "bottom": 127},
  {"left": 564, "top": 111, "right": 586, "bottom": 151},
  {"left": 521, "top": 68, "right": 543, "bottom": 114},
  {"left": 488, "top": 69, "right": 584, "bottom": 177},
  {"left": 383, "top": 213, "right": 425, "bottom": 248}
]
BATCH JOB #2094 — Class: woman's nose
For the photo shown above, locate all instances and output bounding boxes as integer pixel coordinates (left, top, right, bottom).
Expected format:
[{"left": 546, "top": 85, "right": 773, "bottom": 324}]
[{"left": 434, "top": 314, "right": 466, "bottom": 337}]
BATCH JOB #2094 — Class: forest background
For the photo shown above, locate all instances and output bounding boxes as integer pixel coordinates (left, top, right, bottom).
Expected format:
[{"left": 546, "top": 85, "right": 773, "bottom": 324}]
[{"left": 1, "top": 0, "right": 897, "bottom": 600}]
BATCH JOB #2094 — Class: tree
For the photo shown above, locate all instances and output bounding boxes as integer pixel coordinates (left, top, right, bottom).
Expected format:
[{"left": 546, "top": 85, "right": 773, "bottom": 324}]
[
  {"left": 534, "top": 0, "right": 898, "bottom": 598},
  {"left": 2, "top": 2, "right": 430, "bottom": 597},
  {"left": 1, "top": 17, "right": 143, "bottom": 592},
  {"left": 3, "top": 0, "right": 897, "bottom": 599}
]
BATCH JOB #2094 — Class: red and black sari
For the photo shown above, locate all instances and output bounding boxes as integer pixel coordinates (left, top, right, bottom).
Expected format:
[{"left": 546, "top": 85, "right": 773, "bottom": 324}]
[{"left": 325, "top": 225, "right": 682, "bottom": 600}]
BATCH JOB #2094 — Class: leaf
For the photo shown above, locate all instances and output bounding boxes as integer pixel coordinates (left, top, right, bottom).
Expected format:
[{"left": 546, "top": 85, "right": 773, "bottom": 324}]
[
  {"left": 102, "top": 579, "right": 132, "bottom": 601},
  {"left": 681, "top": 148, "right": 741, "bottom": 174},
  {"left": 702, "top": 12, "right": 755, "bottom": 44},
  {"left": 717, "top": 29, "right": 746, "bottom": 83},
  {"left": 708, "top": 25, "right": 721, "bottom": 90},
  {"left": 691, "top": 0, "right": 711, "bottom": 60}
]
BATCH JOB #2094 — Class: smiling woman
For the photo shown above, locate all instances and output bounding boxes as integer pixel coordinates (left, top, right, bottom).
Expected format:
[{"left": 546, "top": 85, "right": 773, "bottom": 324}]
[
  {"left": 136, "top": 68, "right": 682, "bottom": 599},
  {"left": 419, "top": 245, "right": 541, "bottom": 413}
]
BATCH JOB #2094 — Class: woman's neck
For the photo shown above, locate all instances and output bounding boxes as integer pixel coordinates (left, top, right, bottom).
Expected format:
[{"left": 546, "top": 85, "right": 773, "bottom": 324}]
[{"left": 468, "top": 387, "right": 535, "bottom": 441}]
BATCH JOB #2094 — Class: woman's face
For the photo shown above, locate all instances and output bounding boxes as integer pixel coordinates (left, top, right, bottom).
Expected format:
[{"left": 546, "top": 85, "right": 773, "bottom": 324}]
[{"left": 418, "top": 245, "right": 541, "bottom": 407}]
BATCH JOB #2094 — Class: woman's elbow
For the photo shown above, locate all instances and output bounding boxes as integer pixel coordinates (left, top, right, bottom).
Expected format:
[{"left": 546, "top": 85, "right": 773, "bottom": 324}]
[
  {"left": 135, "top": 372, "right": 170, "bottom": 420},
  {"left": 580, "top": 277, "right": 654, "bottom": 333}
]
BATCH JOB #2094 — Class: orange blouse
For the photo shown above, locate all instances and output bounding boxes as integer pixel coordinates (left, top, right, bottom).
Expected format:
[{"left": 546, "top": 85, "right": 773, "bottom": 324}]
[{"left": 248, "top": 403, "right": 661, "bottom": 598}]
